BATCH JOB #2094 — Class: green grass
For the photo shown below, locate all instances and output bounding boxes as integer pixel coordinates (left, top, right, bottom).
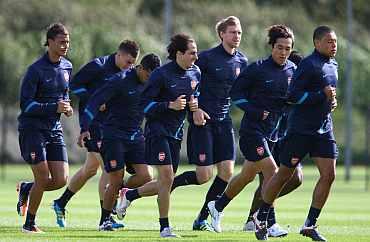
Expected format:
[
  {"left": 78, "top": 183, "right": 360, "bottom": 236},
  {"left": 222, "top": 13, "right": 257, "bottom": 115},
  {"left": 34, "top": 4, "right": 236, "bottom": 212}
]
[{"left": 0, "top": 165, "right": 369, "bottom": 241}]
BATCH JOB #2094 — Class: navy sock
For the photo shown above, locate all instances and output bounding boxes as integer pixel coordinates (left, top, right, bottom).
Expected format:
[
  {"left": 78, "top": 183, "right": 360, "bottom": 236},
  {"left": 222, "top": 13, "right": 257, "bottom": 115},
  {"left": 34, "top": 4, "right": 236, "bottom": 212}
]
[
  {"left": 305, "top": 206, "right": 321, "bottom": 227},
  {"left": 267, "top": 207, "right": 276, "bottom": 227},
  {"left": 126, "top": 189, "right": 141, "bottom": 202},
  {"left": 159, "top": 217, "right": 169, "bottom": 232},
  {"left": 215, "top": 193, "right": 232, "bottom": 212},
  {"left": 171, "top": 171, "right": 199, "bottom": 191},
  {"left": 197, "top": 176, "right": 228, "bottom": 221},
  {"left": 25, "top": 211, "right": 35, "bottom": 226},
  {"left": 257, "top": 201, "right": 272, "bottom": 223},
  {"left": 100, "top": 208, "right": 111, "bottom": 225},
  {"left": 24, "top": 182, "right": 34, "bottom": 194},
  {"left": 55, "top": 188, "right": 75, "bottom": 208}
]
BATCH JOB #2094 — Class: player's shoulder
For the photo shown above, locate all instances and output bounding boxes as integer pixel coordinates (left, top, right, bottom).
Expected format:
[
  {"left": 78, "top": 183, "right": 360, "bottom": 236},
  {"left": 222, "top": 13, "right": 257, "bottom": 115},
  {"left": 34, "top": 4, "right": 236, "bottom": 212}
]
[
  {"left": 60, "top": 57, "right": 73, "bottom": 69},
  {"left": 235, "top": 50, "right": 248, "bottom": 63}
]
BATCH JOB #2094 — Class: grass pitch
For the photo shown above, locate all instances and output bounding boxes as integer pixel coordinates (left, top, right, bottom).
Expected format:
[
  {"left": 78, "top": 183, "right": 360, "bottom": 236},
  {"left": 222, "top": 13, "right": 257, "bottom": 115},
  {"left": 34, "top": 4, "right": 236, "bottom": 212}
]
[{"left": 0, "top": 164, "right": 369, "bottom": 241}]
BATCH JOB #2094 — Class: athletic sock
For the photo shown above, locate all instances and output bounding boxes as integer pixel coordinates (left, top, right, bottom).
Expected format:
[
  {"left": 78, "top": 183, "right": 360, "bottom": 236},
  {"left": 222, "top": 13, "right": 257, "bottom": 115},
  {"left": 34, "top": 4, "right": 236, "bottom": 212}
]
[
  {"left": 25, "top": 211, "right": 36, "bottom": 226},
  {"left": 99, "top": 208, "right": 111, "bottom": 225},
  {"left": 257, "top": 201, "right": 272, "bottom": 223},
  {"left": 267, "top": 207, "right": 276, "bottom": 228},
  {"left": 197, "top": 176, "right": 228, "bottom": 221},
  {"left": 215, "top": 193, "right": 232, "bottom": 212},
  {"left": 171, "top": 171, "right": 199, "bottom": 191},
  {"left": 55, "top": 188, "right": 75, "bottom": 208},
  {"left": 126, "top": 188, "right": 141, "bottom": 202},
  {"left": 159, "top": 217, "right": 169, "bottom": 232},
  {"left": 305, "top": 206, "right": 321, "bottom": 227}
]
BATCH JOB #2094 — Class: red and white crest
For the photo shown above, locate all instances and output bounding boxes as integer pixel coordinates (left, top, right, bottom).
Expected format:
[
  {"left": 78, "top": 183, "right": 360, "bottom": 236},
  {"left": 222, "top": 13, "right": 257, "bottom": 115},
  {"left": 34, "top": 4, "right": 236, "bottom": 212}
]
[
  {"left": 191, "top": 80, "right": 198, "bottom": 90},
  {"left": 199, "top": 154, "right": 206, "bottom": 162},
  {"left": 97, "top": 141, "right": 102, "bottom": 149},
  {"left": 110, "top": 160, "right": 117, "bottom": 168},
  {"left": 256, "top": 146, "right": 264, "bottom": 156},
  {"left": 235, "top": 67, "right": 241, "bottom": 77},
  {"left": 158, "top": 152, "right": 166, "bottom": 162},
  {"left": 30, "top": 152, "right": 36, "bottom": 161},
  {"left": 291, "top": 157, "right": 299, "bottom": 165},
  {"left": 63, "top": 70, "right": 70, "bottom": 82}
]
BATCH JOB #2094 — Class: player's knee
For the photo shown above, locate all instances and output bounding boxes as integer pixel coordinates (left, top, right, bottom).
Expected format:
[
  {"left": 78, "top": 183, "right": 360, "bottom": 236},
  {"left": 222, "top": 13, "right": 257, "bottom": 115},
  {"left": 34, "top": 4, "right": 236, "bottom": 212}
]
[
  {"left": 141, "top": 172, "right": 153, "bottom": 184},
  {"left": 321, "top": 170, "right": 336, "bottom": 184},
  {"left": 196, "top": 168, "right": 213, "bottom": 184},
  {"left": 218, "top": 169, "right": 233, "bottom": 181},
  {"left": 35, "top": 176, "right": 50, "bottom": 189},
  {"left": 83, "top": 166, "right": 98, "bottom": 178},
  {"left": 160, "top": 173, "right": 174, "bottom": 187}
]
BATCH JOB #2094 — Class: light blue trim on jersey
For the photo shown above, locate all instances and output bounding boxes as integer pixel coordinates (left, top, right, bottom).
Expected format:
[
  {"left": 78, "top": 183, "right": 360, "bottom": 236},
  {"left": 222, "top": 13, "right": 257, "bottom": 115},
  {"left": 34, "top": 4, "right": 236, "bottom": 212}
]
[
  {"left": 24, "top": 101, "right": 38, "bottom": 112},
  {"left": 130, "top": 131, "right": 139, "bottom": 141},
  {"left": 174, "top": 120, "right": 185, "bottom": 140},
  {"left": 233, "top": 98, "right": 248, "bottom": 105},
  {"left": 144, "top": 102, "right": 157, "bottom": 113},
  {"left": 297, "top": 92, "right": 308, "bottom": 104},
  {"left": 71, "top": 88, "right": 87, "bottom": 95},
  {"left": 84, "top": 108, "right": 94, "bottom": 121}
]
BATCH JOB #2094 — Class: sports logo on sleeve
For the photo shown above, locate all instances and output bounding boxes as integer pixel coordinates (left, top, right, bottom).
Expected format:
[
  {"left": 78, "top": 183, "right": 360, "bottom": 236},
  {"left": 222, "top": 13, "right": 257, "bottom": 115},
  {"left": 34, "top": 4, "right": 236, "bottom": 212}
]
[
  {"left": 63, "top": 70, "right": 70, "bottom": 82},
  {"left": 288, "top": 77, "right": 292, "bottom": 85},
  {"left": 158, "top": 152, "right": 166, "bottom": 162},
  {"left": 256, "top": 146, "right": 265, "bottom": 156},
  {"left": 235, "top": 67, "right": 241, "bottom": 77}
]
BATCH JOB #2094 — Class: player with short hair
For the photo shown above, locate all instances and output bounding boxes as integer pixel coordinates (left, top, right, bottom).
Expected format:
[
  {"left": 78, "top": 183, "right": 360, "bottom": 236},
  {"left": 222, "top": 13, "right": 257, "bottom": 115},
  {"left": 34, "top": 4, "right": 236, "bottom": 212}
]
[
  {"left": 78, "top": 53, "right": 161, "bottom": 231},
  {"left": 17, "top": 23, "right": 73, "bottom": 233},
  {"left": 207, "top": 24, "right": 296, "bottom": 235},
  {"left": 254, "top": 25, "right": 338, "bottom": 241},
  {"left": 52, "top": 40, "right": 141, "bottom": 229}
]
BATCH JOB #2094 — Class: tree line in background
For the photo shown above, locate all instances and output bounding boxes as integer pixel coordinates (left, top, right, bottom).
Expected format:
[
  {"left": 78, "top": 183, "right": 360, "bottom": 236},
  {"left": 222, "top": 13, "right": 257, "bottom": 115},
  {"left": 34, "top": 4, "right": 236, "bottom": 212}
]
[{"left": 0, "top": 0, "right": 369, "bottom": 164}]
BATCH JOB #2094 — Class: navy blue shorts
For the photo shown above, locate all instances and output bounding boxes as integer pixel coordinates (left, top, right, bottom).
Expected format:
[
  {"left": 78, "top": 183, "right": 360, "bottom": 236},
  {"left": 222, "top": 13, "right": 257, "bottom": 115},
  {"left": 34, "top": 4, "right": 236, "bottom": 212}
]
[
  {"left": 19, "top": 129, "right": 68, "bottom": 164},
  {"left": 146, "top": 136, "right": 181, "bottom": 173},
  {"left": 279, "top": 133, "right": 338, "bottom": 168},
  {"left": 239, "top": 134, "right": 273, "bottom": 162},
  {"left": 84, "top": 124, "right": 102, "bottom": 153},
  {"left": 101, "top": 137, "right": 146, "bottom": 173},
  {"left": 187, "top": 120, "right": 236, "bottom": 166}
]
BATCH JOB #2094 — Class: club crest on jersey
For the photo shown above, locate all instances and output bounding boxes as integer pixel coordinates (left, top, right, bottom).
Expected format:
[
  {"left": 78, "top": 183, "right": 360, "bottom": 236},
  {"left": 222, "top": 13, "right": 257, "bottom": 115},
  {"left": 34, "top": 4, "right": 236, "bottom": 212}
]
[
  {"left": 291, "top": 157, "right": 299, "bottom": 165},
  {"left": 256, "top": 146, "right": 264, "bottom": 156},
  {"left": 199, "top": 154, "right": 206, "bottom": 162},
  {"left": 63, "top": 70, "right": 69, "bottom": 82},
  {"left": 110, "top": 160, "right": 117, "bottom": 168},
  {"left": 191, "top": 80, "right": 198, "bottom": 90},
  {"left": 97, "top": 141, "right": 102, "bottom": 149},
  {"left": 158, "top": 152, "right": 166, "bottom": 162},
  {"left": 30, "top": 152, "right": 36, "bottom": 161},
  {"left": 235, "top": 67, "right": 241, "bottom": 77}
]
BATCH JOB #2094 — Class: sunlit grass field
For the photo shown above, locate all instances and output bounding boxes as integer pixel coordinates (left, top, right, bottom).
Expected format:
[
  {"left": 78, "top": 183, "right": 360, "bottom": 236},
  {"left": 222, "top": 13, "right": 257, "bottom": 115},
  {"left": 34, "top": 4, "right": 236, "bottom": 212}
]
[{"left": 0, "top": 165, "right": 369, "bottom": 241}]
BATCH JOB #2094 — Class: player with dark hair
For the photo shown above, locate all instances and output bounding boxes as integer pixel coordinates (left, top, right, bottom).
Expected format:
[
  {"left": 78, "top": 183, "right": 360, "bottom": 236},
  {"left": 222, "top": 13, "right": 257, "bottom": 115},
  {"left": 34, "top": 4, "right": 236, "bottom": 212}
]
[
  {"left": 254, "top": 25, "right": 338, "bottom": 241},
  {"left": 243, "top": 50, "right": 304, "bottom": 235},
  {"left": 78, "top": 53, "right": 161, "bottom": 231},
  {"left": 16, "top": 23, "right": 73, "bottom": 233},
  {"left": 52, "top": 40, "right": 141, "bottom": 229},
  {"left": 116, "top": 33, "right": 200, "bottom": 238},
  {"left": 207, "top": 24, "right": 296, "bottom": 234}
]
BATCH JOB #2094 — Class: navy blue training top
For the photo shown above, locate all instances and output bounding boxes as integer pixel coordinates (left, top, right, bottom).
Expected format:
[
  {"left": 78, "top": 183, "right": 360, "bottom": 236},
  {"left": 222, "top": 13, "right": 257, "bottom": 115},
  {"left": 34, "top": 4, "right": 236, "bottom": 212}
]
[
  {"left": 142, "top": 61, "right": 201, "bottom": 140},
  {"left": 195, "top": 44, "right": 248, "bottom": 121},
  {"left": 231, "top": 56, "right": 296, "bottom": 140},
  {"left": 80, "top": 69, "right": 145, "bottom": 142},
  {"left": 287, "top": 49, "right": 338, "bottom": 139},
  {"left": 18, "top": 52, "right": 72, "bottom": 131},
  {"left": 69, "top": 54, "right": 122, "bottom": 130}
]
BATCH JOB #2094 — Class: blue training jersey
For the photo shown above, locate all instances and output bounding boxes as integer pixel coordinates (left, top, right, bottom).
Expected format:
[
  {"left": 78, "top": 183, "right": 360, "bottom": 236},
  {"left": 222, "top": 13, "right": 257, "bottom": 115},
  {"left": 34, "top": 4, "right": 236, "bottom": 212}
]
[
  {"left": 18, "top": 52, "right": 72, "bottom": 131},
  {"left": 195, "top": 44, "right": 248, "bottom": 121},
  {"left": 231, "top": 56, "right": 296, "bottom": 140},
  {"left": 142, "top": 61, "right": 201, "bottom": 140},
  {"left": 287, "top": 49, "right": 338, "bottom": 139},
  {"left": 80, "top": 69, "right": 145, "bottom": 142},
  {"left": 69, "top": 54, "right": 122, "bottom": 131}
]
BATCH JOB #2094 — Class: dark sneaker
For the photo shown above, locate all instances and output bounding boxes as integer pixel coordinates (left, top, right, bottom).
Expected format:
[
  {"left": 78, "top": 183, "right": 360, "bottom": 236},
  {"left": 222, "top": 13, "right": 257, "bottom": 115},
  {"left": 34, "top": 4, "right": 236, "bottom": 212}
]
[
  {"left": 300, "top": 225, "right": 327, "bottom": 241},
  {"left": 52, "top": 200, "right": 66, "bottom": 228},
  {"left": 254, "top": 218, "right": 268, "bottom": 240},
  {"left": 16, "top": 182, "right": 31, "bottom": 216},
  {"left": 99, "top": 220, "right": 114, "bottom": 231},
  {"left": 110, "top": 216, "right": 125, "bottom": 229},
  {"left": 22, "top": 224, "right": 44, "bottom": 234},
  {"left": 192, "top": 219, "right": 215, "bottom": 232}
]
